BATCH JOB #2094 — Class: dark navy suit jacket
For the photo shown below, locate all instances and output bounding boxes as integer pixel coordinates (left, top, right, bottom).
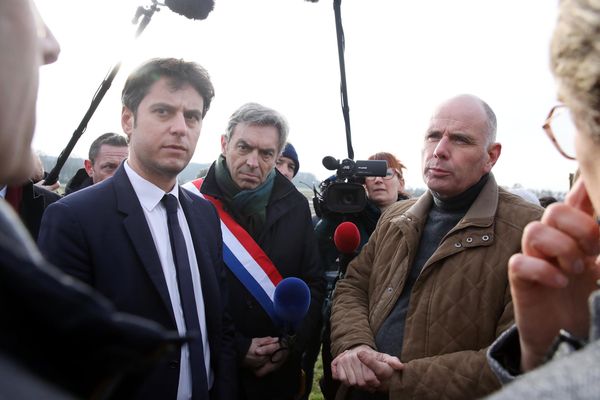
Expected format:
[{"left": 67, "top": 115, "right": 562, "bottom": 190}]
[{"left": 38, "top": 165, "right": 237, "bottom": 400}]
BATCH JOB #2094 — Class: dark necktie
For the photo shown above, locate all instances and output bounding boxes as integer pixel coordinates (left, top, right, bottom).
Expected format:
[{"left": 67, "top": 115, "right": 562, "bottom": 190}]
[{"left": 162, "top": 194, "right": 208, "bottom": 399}]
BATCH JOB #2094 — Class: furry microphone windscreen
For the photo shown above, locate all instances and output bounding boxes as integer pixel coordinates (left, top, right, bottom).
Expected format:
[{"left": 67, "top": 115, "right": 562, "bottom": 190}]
[
  {"left": 333, "top": 221, "right": 360, "bottom": 254},
  {"left": 273, "top": 277, "right": 311, "bottom": 330},
  {"left": 165, "top": 0, "right": 215, "bottom": 20}
]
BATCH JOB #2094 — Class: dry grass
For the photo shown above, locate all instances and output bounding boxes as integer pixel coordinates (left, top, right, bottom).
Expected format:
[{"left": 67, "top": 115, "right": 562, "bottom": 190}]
[{"left": 309, "top": 353, "right": 324, "bottom": 400}]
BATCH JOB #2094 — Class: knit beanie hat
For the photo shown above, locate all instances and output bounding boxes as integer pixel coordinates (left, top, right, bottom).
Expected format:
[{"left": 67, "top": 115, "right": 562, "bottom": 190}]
[{"left": 281, "top": 142, "right": 300, "bottom": 177}]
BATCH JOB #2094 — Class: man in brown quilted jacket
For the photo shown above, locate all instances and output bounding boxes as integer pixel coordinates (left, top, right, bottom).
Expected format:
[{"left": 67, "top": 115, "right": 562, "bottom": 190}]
[{"left": 329, "top": 94, "right": 543, "bottom": 400}]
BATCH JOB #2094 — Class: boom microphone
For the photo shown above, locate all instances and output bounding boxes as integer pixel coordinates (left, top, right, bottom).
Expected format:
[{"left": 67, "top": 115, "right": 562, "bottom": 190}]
[
  {"left": 273, "top": 277, "right": 311, "bottom": 332},
  {"left": 165, "top": 0, "right": 215, "bottom": 20},
  {"left": 334, "top": 221, "right": 360, "bottom": 254}
]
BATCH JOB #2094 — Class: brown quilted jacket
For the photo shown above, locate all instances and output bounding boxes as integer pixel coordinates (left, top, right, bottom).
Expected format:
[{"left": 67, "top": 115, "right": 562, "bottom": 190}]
[{"left": 330, "top": 175, "right": 543, "bottom": 399}]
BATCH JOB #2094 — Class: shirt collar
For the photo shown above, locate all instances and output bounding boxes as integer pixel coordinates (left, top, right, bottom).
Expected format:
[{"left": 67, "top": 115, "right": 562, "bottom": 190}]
[{"left": 124, "top": 161, "right": 179, "bottom": 212}]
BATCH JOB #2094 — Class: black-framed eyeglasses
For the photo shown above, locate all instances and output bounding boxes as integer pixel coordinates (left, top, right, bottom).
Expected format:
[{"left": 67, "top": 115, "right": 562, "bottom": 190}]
[
  {"left": 365, "top": 168, "right": 401, "bottom": 181},
  {"left": 542, "top": 104, "right": 576, "bottom": 160}
]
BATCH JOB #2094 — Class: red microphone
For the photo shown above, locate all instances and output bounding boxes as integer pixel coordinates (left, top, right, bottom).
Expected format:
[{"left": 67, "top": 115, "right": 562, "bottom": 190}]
[
  {"left": 334, "top": 222, "right": 360, "bottom": 254},
  {"left": 333, "top": 222, "right": 360, "bottom": 278}
]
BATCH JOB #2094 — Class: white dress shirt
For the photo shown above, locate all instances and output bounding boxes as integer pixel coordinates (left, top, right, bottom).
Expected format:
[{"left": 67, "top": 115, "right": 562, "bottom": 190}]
[{"left": 124, "top": 162, "right": 212, "bottom": 400}]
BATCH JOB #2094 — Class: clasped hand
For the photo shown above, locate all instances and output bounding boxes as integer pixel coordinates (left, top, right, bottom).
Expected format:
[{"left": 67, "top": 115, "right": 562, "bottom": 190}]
[
  {"left": 331, "top": 344, "right": 403, "bottom": 392},
  {"left": 243, "top": 336, "right": 289, "bottom": 377}
]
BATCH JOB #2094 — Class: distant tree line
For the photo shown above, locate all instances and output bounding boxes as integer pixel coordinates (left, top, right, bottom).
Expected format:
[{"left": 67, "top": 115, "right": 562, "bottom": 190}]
[
  {"left": 38, "top": 155, "right": 565, "bottom": 202},
  {"left": 38, "top": 155, "right": 210, "bottom": 186}
]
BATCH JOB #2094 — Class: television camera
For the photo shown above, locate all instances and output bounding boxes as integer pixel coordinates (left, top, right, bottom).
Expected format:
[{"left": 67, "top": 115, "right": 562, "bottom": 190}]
[{"left": 313, "top": 156, "right": 387, "bottom": 216}]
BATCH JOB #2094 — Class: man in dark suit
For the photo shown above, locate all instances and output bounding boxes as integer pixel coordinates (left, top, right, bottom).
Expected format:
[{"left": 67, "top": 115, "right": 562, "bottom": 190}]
[
  {"left": 0, "top": 3, "right": 185, "bottom": 399},
  {"left": 38, "top": 58, "right": 236, "bottom": 400}
]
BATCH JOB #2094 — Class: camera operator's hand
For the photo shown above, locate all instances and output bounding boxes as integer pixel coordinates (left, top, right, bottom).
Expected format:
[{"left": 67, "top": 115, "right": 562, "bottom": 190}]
[
  {"left": 332, "top": 345, "right": 403, "bottom": 392},
  {"left": 242, "top": 336, "right": 282, "bottom": 370},
  {"left": 509, "top": 178, "right": 600, "bottom": 372}
]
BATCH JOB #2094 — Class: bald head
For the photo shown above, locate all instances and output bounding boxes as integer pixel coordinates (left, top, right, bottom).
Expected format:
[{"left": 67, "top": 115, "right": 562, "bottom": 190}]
[
  {"left": 432, "top": 94, "right": 497, "bottom": 146},
  {"left": 422, "top": 94, "right": 501, "bottom": 198}
]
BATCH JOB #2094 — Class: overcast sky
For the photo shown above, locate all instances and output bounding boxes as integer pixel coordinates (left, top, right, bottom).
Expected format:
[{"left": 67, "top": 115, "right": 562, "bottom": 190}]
[{"left": 34, "top": 0, "right": 571, "bottom": 191}]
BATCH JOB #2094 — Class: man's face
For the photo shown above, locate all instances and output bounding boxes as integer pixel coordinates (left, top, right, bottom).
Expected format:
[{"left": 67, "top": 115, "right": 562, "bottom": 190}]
[
  {"left": 221, "top": 124, "right": 280, "bottom": 190},
  {"left": 421, "top": 96, "right": 501, "bottom": 199},
  {"left": 121, "top": 77, "right": 204, "bottom": 191},
  {"left": 0, "top": 0, "right": 60, "bottom": 184},
  {"left": 276, "top": 156, "right": 296, "bottom": 181},
  {"left": 84, "top": 144, "right": 129, "bottom": 184}
]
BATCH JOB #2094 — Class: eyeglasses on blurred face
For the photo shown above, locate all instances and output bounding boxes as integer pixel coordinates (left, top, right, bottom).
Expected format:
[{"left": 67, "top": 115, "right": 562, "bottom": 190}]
[
  {"left": 365, "top": 168, "right": 401, "bottom": 181},
  {"left": 542, "top": 104, "right": 576, "bottom": 160}
]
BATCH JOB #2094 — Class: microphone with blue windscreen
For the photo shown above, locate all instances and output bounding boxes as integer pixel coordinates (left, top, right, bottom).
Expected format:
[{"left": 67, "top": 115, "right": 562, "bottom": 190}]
[
  {"left": 273, "top": 277, "right": 311, "bottom": 334},
  {"left": 272, "top": 277, "right": 311, "bottom": 359}
]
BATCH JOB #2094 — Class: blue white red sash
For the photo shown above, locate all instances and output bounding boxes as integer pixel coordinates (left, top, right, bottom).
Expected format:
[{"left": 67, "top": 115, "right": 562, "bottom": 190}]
[{"left": 183, "top": 178, "right": 283, "bottom": 322}]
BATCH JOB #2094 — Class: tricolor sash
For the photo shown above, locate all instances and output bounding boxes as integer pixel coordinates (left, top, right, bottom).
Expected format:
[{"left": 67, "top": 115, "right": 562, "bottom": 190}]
[{"left": 183, "top": 178, "right": 283, "bottom": 323}]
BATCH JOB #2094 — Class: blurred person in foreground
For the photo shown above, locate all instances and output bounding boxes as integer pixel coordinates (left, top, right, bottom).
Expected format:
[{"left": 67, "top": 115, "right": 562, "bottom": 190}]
[
  {"left": 330, "top": 94, "right": 543, "bottom": 400},
  {"left": 0, "top": 1, "right": 182, "bottom": 398},
  {"left": 64, "top": 132, "right": 129, "bottom": 195},
  {"left": 314, "top": 151, "right": 409, "bottom": 400},
  {"left": 486, "top": 1, "right": 600, "bottom": 398}
]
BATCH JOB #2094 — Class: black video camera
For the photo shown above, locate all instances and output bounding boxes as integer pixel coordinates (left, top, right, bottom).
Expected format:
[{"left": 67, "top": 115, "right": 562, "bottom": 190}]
[{"left": 314, "top": 156, "right": 387, "bottom": 215}]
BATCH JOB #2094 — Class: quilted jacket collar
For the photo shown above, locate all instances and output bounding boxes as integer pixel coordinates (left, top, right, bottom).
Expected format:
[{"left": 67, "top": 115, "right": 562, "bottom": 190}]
[{"left": 400, "top": 173, "right": 499, "bottom": 231}]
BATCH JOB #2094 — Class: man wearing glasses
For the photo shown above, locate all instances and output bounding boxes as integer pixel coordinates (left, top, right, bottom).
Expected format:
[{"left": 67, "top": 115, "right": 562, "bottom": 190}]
[{"left": 329, "top": 94, "right": 543, "bottom": 400}]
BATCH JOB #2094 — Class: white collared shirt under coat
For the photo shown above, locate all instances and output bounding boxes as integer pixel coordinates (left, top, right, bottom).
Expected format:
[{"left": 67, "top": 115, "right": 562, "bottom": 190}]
[{"left": 125, "top": 161, "right": 212, "bottom": 400}]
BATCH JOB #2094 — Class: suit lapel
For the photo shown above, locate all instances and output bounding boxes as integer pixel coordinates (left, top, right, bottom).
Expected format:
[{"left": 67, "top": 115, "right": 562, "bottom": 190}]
[{"left": 113, "top": 166, "right": 176, "bottom": 325}]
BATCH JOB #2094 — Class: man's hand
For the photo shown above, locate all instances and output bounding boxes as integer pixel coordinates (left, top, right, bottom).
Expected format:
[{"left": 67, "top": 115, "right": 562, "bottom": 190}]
[
  {"left": 242, "top": 336, "right": 281, "bottom": 370},
  {"left": 509, "top": 178, "right": 600, "bottom": 372},
  {"left": 331, "top": 345, "right": 403, "bottom": 392},
  {"left": 252, "top": 347, "right": 289, "bottom": 377},
  {"left": 357, "top": 350, "right": 403, "bottom": 392}
]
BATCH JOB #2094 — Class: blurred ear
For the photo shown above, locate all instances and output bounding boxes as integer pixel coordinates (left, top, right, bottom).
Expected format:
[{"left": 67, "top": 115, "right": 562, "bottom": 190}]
[
  {"left": 220, "top": 134, "right": 228, "bottom": 156},
  {"left": 121, "top": 106, "right": 134, "bottom": 138},
  {"left": 485, "top": 142, "right": 502, "bottom": 171},
  {"left": 84, "top": 159, "right": 93, "bottom": 177}
]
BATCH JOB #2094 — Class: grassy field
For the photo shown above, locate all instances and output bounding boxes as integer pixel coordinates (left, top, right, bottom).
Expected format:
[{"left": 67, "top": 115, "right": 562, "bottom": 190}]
[{"left": 309, "top": 354, "right": 324, "bottom": 400}]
